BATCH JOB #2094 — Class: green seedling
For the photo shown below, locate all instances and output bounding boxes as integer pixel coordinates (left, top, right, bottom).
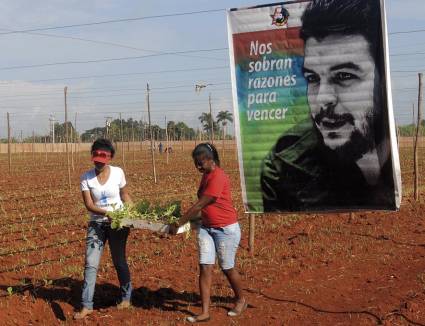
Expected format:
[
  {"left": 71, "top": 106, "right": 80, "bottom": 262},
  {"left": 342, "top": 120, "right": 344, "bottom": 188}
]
[{"left": 108, "top": 200, "right": 181, "bottom": 230}]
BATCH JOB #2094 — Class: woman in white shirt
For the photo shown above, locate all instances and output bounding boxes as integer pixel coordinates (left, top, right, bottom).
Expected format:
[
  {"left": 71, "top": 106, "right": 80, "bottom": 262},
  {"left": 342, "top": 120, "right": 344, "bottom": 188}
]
[{"left": 74, "top": 139, "right": 133, "bottom": 319}]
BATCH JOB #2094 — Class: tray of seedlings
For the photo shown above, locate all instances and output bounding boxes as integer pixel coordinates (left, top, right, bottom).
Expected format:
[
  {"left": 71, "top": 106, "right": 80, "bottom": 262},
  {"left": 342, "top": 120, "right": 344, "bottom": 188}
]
[{"left": 108, "top": 200, "right": 191, "bottom": 234}]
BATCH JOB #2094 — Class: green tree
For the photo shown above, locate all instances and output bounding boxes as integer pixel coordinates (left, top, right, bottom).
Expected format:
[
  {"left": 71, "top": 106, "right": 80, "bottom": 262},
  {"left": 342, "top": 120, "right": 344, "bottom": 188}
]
[
  {"left": 216, "top": 110, "right": 233, "bottom": 140},
  {"left": 198, "top": 112, "right": 220, "bottom": 139},
  {"left": 52, "top": 122, "right": 77, "bottom": 142}
]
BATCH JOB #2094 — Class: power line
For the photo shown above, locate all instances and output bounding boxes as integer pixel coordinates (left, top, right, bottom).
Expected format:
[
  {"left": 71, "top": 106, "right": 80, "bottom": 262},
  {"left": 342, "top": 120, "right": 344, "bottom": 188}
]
[
  {"left": 0, "top": 28, "right": 225, "bottom": 62},
  {"left": 0, "top": 87, "right": 231, "bottom": 104},
  {"left": 392, "top": 70, "right": 425, "bottom": 73},
  {"left": 0, "top": 47, "right": 227, "bottom": 71},
  {"left": 390, "top": 52, "right": 425, "bottom": 57},
  {"left": 69, "top": 87, "right": 231, "bottom": 98},
  {"left": 2, "top": 96, "right": 232, "bottom": 110},
  {"left": 0, "top": 7, "right": 419, "bottom": 38},
  {"left": 0, "top": 45, "right": 423, "bottom": 72},
  {"left": 0, "top": 80, "right": 230, "bottom": 98},
  {"left": 0, "top": 65, "right": 229, "bottom": 84},
  {"left": 389, "top": 28, "right": 425, "bottom": 36},
  {"left": 0, "top": 9, "right": 226, "bottom": 35}
]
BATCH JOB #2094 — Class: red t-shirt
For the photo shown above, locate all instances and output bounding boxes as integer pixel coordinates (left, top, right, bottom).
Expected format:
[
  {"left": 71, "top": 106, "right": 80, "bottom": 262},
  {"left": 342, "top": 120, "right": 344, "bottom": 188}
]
[{"left": 198, "top": 167, "right": 238, "bottom": 228}]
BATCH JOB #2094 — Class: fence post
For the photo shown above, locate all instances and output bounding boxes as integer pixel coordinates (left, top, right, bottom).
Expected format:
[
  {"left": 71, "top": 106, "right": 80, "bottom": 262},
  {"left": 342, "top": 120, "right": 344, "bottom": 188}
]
[{"left": 64, "top": 86, "right": 72, "bottom": 192}]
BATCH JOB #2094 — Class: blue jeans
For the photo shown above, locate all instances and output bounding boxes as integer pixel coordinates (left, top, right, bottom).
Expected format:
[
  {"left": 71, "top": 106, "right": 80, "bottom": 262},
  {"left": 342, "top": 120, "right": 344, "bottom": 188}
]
[
  {"left": 197, "top": 222, "right": 241, "bottom": 270},
  {"left": 81, "top": 222, "right": 132, "bottom": 309}
]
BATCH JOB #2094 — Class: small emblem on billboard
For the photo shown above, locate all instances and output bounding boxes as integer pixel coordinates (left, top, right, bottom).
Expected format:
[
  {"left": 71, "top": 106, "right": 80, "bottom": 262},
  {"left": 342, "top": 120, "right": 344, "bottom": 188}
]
[{"left": 271, "top": 6, "right": 289, "bottom": 27}]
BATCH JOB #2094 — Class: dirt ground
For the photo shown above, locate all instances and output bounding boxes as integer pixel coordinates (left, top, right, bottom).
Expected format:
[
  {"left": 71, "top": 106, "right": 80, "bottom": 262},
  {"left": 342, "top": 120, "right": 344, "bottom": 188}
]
[{"left": 0, "top": 145, "right": 424, "bottom": 325}]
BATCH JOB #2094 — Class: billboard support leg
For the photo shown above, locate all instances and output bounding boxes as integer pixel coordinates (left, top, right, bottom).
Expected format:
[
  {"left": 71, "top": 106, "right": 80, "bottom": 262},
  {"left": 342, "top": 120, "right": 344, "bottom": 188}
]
[{"left": 249, "top": 214, "right": 255, "bottom": 254}]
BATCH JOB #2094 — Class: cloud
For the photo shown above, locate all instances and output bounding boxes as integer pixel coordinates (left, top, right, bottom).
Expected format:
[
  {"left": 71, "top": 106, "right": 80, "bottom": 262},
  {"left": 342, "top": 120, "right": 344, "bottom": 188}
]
[{"left": 0, "top": 79, "right": 96, "bottom": 138}]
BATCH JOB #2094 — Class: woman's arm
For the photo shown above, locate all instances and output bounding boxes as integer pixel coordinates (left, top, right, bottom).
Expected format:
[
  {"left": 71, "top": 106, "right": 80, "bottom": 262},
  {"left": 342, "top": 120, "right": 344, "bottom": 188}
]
[
  {"left": 82, "top": 191, "right": 108, "bottom": 216},
  {"left": 170, "top": 195, "right": 215, "bottom": 234},
  {"left": 120, "top": 185, "right": 133, "bottom": 205}
]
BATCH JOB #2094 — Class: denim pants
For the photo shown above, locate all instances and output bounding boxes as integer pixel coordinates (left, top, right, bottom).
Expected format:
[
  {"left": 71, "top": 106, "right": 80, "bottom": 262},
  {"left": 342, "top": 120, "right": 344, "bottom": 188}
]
[
  {"left": 81, "top": 222, "right": 132, "bottom": 309},
  {"left": 197, "top": 222, "right": 241, "bottom": 270}
]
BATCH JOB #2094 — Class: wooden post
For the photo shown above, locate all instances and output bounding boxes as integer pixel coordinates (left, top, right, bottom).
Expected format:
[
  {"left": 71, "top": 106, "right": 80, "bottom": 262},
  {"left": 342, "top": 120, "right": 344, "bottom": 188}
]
[
  {"left": 120, "top": 113, "right": 125, "bottom": 167},
  {"left": 413, "top": 103, "right": 415, "bottom": 151},
  {"left": 222, "top": 125, "right": 226, "bottom": 159},
  {"left": 140, "top": 118, "right": 144, "bottom": 153},
  {"left": 32, "top": 130, "right": 35, "bottom": 162},
  {"left": 209, "top": 93, "right": 214, "bottom": 143},
  {"left": 64, "top": 87, "right": 72, "bottom": 192},
  {"left": 165, "top": 116, "right": 169, "bottom": 165},
  {"left": 147, "top": 83, "right": 157, "bottom": 183},
  {"left": 249, "top": 214, "right": 255, "bottom": 254},
  {"left": 19, "top": 130, "right": 23, "bottom": 161},
  {"left": 78, "top": 134, "right": 81, "bottom": 164},
  {"left": 414, "top": 73, "right": 423, "bottom": 201},
  {"left": 132, "top": 121, "right": 135, "bottom": 162},
  {"left": 127, "top": 130, "right": 130, "bottom": 152},
  {"left": 44, "top": 137, "right": 48, "bottom": 162},
  {"left": 70, "top": 120, "right": 74, "bottom": 171},
  {"left": 397, "top": 126, "right": 400, "bottom": 145},
  {"left": 7, "top": 112, "right": 11, "bottom": 173},
  {"left": 74, "top": 112, "right": 78, "bottom": 164}
]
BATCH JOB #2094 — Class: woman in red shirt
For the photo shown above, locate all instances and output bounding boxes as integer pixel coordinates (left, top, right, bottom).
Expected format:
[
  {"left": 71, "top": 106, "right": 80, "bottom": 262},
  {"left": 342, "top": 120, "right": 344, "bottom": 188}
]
[{"left": 171, "top": 143, "right": 247, "bottom": 323}]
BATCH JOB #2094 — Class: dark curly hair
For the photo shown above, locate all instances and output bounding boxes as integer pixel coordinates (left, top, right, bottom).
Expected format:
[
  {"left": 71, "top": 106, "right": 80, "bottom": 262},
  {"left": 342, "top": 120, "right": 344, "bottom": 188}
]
[
  {"left": 91, "top": 138, "right": 115, "bottom": 158},
  {"left": 300, "top": 0, "right": 381, "bottom": 70},
  {"left": 192, "top": 143, "right": 220, "bottom": 167}
]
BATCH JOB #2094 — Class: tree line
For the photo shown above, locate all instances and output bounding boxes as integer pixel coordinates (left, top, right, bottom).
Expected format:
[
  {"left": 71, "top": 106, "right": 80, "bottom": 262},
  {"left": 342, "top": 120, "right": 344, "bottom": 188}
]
[
  {"left": 399, "top": 120, "right": 425, "bottom": 137},
  {"left": 1, "top": 110, "right": 234, "bottom": 143}
]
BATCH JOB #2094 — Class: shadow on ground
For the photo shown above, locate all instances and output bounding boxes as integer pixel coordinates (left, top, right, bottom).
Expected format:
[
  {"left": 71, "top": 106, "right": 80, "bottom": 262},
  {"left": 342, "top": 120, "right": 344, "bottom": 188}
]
[{"left": 0, "top": 277, "right": 234, "bottom": 320}]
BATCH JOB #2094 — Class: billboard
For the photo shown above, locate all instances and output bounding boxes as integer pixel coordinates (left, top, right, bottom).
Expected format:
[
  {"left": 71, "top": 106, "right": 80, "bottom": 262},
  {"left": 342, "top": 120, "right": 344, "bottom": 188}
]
[{"left": 227, "top": 0, "right": 402, "bottom": 213}]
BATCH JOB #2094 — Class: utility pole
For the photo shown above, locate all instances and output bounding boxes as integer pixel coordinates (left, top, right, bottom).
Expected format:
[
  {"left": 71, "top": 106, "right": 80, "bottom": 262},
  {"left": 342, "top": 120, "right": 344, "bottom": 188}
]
[
  {"left": 414, "top": 73, "right": 423, "bottom": 201},
  {"left": 413, "top": 103, "right": 415, "bottom": 148},
  {"left": 147, "top": 83, "right": 157, "bottom": 183},
  {"left": 64, "top": 86, "right": 71, "bottom": 191},
  {"left": 195, "top": 83, "right": 214, "bottom": 143},
  {"left": 7, "top": 112, "right": 11, "bottom": 173},
  {"left": 105, "top": 116, "right": 112, "bottom": 138}
]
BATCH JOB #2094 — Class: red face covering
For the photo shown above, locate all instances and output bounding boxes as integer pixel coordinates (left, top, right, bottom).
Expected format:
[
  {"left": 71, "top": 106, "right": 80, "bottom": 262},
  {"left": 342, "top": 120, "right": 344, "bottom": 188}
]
[{"left": 91, "top": 150, "right": 112, "bottom": 163}]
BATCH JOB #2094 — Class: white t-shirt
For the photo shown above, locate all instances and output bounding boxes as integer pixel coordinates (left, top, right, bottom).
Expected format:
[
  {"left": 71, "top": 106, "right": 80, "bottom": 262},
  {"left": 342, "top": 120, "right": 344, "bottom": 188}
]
[{"left": 80, "top": 165, "right": 127, "bottom": 222}]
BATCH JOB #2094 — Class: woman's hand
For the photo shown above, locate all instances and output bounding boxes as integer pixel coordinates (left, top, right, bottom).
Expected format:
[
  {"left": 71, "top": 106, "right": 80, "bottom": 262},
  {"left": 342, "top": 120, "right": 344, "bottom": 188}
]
[
  {"left": 104, "top": 211, "right": 113, "bottom": 223},
  {"left": 169, "top": 222, "right": 179, "bottom": 235}
]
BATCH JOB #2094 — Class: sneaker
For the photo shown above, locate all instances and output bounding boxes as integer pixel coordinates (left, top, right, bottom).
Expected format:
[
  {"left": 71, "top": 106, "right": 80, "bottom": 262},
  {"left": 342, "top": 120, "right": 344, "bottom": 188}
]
[
  {"left": 73, "top": 307, "right": 93, "bottom": 320},
  {"left": 117, "top": 300, "right": 131, "bottom": 310}
]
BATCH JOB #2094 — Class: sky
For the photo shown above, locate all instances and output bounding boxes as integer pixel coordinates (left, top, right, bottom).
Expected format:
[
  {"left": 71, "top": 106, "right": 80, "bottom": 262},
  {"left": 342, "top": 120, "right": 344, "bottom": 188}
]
[{"left": 0, "top": 0, "right": 424, "bottom": 138}]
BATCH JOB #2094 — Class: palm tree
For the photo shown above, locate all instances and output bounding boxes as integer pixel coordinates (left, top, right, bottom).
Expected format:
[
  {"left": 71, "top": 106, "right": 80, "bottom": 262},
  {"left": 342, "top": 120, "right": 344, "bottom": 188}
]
[
  {"left": 216, "top": 110, "right": 233, "bottom": 156},
  {"left": 198, "top": 112, "right": 218, "bottom": 142},
  {"left": 216, "top": 110, "right": 233, "bottom": 140}
]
